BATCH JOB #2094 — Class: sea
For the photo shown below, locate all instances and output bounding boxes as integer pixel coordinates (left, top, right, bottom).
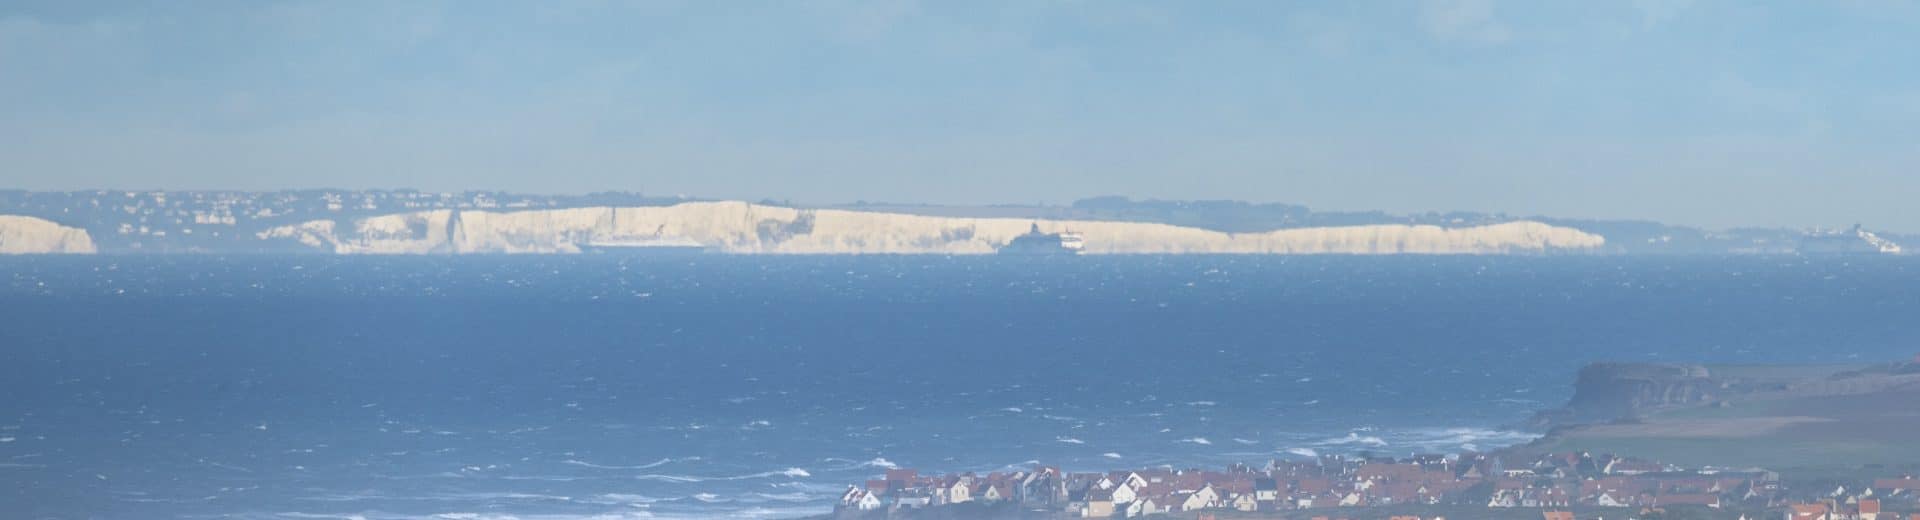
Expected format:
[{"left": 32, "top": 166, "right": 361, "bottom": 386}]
[{"left": 2, "top": 255, "right": 1917, "bottom": 519}]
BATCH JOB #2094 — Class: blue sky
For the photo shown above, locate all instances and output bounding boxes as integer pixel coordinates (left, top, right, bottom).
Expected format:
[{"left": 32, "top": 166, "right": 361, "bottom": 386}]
[{"left": 3, "top": 0, "right": 1918, "bottom": 230}]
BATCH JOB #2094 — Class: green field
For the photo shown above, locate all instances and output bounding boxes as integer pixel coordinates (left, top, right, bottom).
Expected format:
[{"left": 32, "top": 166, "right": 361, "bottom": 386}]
[{"left": 1517, "top": 387, "right": 1920, "bottom": 472}]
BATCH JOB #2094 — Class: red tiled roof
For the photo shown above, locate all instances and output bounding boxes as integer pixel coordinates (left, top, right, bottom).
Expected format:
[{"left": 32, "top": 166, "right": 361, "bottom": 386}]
[
  {"left": 1653, "top": 494, "right": 1718, "bottom": 507},
  {"left": 1789, "top": 503, "right": 1828, "bottom": 520},
  {"left": 1877, "top": 478, "right": 1920, "bottom": 490}
]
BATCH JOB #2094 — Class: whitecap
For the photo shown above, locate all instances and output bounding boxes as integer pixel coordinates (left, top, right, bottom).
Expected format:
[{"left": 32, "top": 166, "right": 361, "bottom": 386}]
[
  {"left": 862, "top": 458, "right": 897, "bottom": 469},
  {"left": 1102, "top": 453, "right": 1123, "bottom": 459},
  {"left": 747, "top": 492, "right": 813, "bottom": 502},
  {"left": 565, "top": 458, "right": 675, "bottom": 470},
  {"left": 1181, "top": 437, "right": 1212, "bottom": 445},
  {"left": 1055, "top": 437, "right": 1085, "bottom": 445},
  {"left": 597, "top": 493, "right": 663, "bottom": 504},
  {"left": 1284, "top": 447, "right": 1319, "bottom": 458},
  {"left": 268, "top": 513, "right": 371, "bottom": 520},
  {"left": 638, "top": 467, "right": 809, "bottom": 483},
  {"left": 1317, "top": 432, "right": 1387, "bottom": 447}
]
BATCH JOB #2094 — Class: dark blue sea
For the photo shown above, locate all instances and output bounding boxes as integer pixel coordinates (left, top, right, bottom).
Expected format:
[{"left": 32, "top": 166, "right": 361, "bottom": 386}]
[{"left": 3, "top": 255, "right": 1917, "bottom": 519}]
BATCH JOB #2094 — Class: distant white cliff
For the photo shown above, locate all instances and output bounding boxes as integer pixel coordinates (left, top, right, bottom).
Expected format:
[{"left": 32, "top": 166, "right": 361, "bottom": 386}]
[
  {"left": 257, "top": 201, "right": 1606, "bottom": 255},
  {"left": 0, "top": 215, "right": 97, "bottom": 254}
]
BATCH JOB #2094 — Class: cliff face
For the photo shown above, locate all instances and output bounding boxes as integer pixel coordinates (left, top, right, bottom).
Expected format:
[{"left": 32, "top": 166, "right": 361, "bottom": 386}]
[
  {"left": 0, "top": 215, "right": 97, "bottom": 254},
  {"left": 258, "top": 201, "right": 1607, "bottom": 255},
  {"left": 1529, "top": 363, "right": 1719, "bottom": 428}
]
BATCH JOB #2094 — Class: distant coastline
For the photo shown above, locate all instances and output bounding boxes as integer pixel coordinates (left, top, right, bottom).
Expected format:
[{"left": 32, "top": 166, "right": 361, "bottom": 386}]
[{"left": 2, "top": 191, "right": 1911, "bottom": 255}]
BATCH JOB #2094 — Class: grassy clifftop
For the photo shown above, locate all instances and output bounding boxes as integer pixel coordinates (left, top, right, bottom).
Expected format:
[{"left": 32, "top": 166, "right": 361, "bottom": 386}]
[{"left": 1512, "top": 359, "right": 1920, "bottom": 470}]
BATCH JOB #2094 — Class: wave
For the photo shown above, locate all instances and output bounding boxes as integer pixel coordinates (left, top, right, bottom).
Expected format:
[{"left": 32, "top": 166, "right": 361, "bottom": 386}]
[
  {"left": 634, "top": 467, "right": 809, "bottom": 483},
  {"left": 818, "top": 457, "right": 896, "bottom": 471},
  {"left": 252, "top": 513, "right": 665, "bottom": 520},
  {"left": 1284, "top": 447, "right": 1319, "bottom": 458},
  {"left": 563, "top": 458, "right": 678, "bottom": 470},
  {"left": 426, "top": 514, "right": 659, "bottom": 520},
  {"left": 1394, "top": 427, "right": 1538, "bottom": 451},
  {"left": 264, "top": 514, "right": 372, "bottom": 520},
  {"left": 587, "top": 493, "right": 662, "bottom": 505},
  {"left": 1055, "top": 437, "right": 1085, "bottom": 444},
  {"left": 715, "top": 505, "right": 833, "bottom": 520},
  {"left": 1180, "top": 437, "right": 1212, "bottom": 445},
  {"left": 772, "top": 481, "right": 849, "bottom": 494},
  {"left": 1317, "top": 432, "right": 1388, "bottom": 447},
  {"left": 297, "top": 492, "right": 575, "bottom": 503}
]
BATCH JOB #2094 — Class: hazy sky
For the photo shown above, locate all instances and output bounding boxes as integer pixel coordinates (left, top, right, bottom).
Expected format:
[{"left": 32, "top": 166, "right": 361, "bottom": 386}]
[{"left": 3, "top": 1, "right": 1918, "bottom": 231}]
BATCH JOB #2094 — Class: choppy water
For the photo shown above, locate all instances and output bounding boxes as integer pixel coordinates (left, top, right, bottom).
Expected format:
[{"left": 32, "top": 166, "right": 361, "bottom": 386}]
[{"left": 3, "top": 255, "right": 1917, "bottom": 519}]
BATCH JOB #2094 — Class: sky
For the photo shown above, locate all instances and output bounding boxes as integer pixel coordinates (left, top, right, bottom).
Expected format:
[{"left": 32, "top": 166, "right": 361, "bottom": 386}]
[{"left": 2, "top": 0, "right": 1919, "bottom": 231}]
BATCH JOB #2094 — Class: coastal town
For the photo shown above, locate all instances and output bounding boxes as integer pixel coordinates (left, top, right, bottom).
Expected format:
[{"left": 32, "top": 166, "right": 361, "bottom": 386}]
[{"left": 831, "top": 451, "right": 1920, "bottom": 519}]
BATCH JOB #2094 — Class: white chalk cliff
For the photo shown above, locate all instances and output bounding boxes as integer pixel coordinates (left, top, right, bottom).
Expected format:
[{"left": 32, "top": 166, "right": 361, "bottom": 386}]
[
  {"left": 258, "top": 201, "right": 1605, "bottom": 255},
  {"left": 0, "top": 215, "right": 97, "bottom": 254}
]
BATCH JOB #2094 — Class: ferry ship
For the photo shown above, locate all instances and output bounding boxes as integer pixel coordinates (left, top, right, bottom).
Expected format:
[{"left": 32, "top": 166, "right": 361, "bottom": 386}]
[{"left": 998, "top": 223, "right": 1085, "bottom": 255}]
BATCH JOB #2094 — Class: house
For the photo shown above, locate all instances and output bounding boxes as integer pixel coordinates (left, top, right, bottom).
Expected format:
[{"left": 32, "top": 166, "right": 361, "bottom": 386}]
[
  {"left": 1083, "top": 488, "right": 1115, "bottom": 518},
  {"left": 1594, "top": 491, "right": 1632, "bottom": 507},
  {"left": 885, "top": 468, "right": 918, "bottom": 484},
  {"left": 1858, "top": 499, "right": 1880, "bottom": 520},
  {"left": 1020, "top": 466, "right": 1065, "bottom": 504},
  {"left": 839, "top": 486, "right": 883, "bottom": 511},
  {"left": 1254, "top": 477, "right": 1279, "bottom": 501},
  {"left": 1875, "top": 477, "right": 1920, "bottom": 496},
  {"left": 1789, "top": 503, "right": 1831, "bottom": 520},
  {"left": 1543, "top": 512, "right": 1574, "bottom": 520},
  {"left": 1124, "top": 497, "right": 1163, "bottom": 517},
  {"left": 940, "top": 476, "right": 973, "bottom": 504},
  {"left": 1100, "top": 471, "right": 1147, "bottom": 491},
  {"left": 978, "top": 481, "right": 1011, "bottom": 502},
  {"left": 892, "top": 492, "right": 931, "bottom": 510},
  {"left": 1230, "top": 492, "right": 1259, "bottom": 512},
  {"left": 1655, "top": 494, "right": 1720, "bottom": 508},
  {"left": 1109, "top": 482, "right": 1137, "bottom": 505},
  {"left": 1185, "top": 484, "right": 1223, "bottom": 511}
]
